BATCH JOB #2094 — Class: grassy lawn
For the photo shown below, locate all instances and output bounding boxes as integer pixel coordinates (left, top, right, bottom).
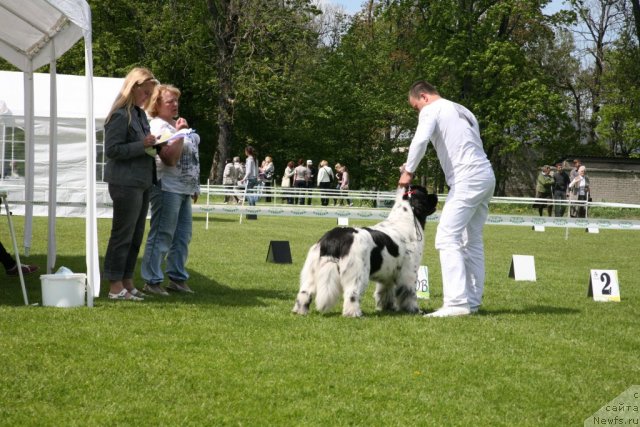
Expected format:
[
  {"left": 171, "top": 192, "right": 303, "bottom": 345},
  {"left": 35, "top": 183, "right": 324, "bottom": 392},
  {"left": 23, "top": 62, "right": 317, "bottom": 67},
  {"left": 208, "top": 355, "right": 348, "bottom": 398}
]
[{"left": 0, "top": 214, "right": 638, "bottom": 426}]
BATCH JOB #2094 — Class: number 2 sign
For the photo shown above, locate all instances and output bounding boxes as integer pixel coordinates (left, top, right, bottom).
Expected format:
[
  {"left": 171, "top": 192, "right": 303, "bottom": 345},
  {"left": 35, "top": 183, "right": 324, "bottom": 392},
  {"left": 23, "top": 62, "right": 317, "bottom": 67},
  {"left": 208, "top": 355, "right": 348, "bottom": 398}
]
[{"left": 588, "top": 270, "right": 621, "bottom": 302}]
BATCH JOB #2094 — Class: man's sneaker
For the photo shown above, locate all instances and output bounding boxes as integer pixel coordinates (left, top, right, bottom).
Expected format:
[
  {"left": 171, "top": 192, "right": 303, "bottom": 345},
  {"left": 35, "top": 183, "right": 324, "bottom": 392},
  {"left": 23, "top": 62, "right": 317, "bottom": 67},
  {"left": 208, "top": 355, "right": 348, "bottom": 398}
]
[
  {"left": 143, "top": 283, "right": 169, "bottom": 296},
  {"left": 424, "top": 305, "right": 471, "bottom": 318},
  {"left": 166, "top": 280, "right": 194, "bottom": 294}
]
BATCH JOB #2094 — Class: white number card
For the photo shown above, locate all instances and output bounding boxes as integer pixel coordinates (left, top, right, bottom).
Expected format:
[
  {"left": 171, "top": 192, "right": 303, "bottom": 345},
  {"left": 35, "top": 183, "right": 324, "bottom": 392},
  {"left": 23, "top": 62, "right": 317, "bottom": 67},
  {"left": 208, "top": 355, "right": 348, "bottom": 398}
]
[
  {"left": 415, "top": 266, "right": 429, "bottom": 300},
  {"left": 588, "top": 270, "right": 620, "bottom": 302}
]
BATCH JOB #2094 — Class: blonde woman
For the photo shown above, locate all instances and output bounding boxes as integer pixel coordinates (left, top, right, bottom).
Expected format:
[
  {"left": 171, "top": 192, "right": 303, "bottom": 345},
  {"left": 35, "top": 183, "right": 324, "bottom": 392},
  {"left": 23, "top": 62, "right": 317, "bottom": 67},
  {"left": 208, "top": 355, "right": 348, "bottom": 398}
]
[
  {"left": 261, "top": 156, "right": 275, "bottom": 202},
  {"left": 141, "top": 84, "right": 200, "bottom": 295},
  {"left": 103, "top": 67, "right": 158, "bottom": 301}
]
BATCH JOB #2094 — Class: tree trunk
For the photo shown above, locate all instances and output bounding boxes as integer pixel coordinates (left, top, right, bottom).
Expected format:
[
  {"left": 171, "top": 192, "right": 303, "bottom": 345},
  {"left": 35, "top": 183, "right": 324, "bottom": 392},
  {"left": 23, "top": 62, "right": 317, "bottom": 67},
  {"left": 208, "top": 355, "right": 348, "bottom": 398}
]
[
  {"left": 207, "top": 0, "right": 240, "bottom": 184},
  {"left": 631, "top": 0, "right": 640, "bottom": 46}
]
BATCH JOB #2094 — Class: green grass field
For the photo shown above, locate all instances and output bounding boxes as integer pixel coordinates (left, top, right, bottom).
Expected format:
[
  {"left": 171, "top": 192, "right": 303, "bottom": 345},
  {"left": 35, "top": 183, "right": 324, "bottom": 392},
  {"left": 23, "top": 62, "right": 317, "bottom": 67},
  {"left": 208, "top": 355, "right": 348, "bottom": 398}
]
[{"left": 0, "top": 214, "right": 638, "bottom": 426}]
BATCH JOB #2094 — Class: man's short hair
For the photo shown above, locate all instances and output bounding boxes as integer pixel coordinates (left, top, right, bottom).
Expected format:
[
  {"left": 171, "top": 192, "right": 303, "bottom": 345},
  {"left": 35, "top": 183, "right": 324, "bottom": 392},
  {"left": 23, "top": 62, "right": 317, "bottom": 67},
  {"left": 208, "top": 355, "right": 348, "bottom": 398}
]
[{"left": 409, "top": 81, "right": 439, "bottom": 98}]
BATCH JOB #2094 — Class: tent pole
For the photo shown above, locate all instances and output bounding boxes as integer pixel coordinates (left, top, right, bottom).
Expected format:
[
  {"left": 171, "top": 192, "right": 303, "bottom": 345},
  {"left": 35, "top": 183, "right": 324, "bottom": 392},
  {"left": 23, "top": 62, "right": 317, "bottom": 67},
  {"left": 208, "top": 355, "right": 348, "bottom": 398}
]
[
  {"left": 23, "top": 68, "right": 34, "bottom": 257},
  {"left": 47, "top": 45, "right": 58, "bottom": 274},
  {"left": 84, "top": 27, "right": 98, "bottom": 306}
]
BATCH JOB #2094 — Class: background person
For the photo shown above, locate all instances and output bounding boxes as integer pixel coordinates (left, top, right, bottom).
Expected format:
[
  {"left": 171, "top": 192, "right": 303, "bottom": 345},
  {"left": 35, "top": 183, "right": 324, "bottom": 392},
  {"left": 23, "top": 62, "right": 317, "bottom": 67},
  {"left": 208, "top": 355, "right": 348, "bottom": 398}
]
[
  {"left": 141, "top": 84, "right": 200, "bottom": 295},
  {"left": 534, "top": 165, "right": 554, "bottom": 217},
  {"left": 569, "top": 165, "right": 590, "bottom": 218},
  {"left": 281, "top": 161, "right": 295, "bottom": 204},
  {"left": 552, "top": 161, "right": 570, "bottom": 217},
  {"left": 260, "top": 156, "right": 275, "bottom": 203},
  {"left": 233, "top": 156, "right": 244, "bottom": 186},
  {"left": 339, "top": 165, "right": 352, "bottom": 206},
  {"left": 293, "top": 159, "right": 308, "bottom": 205},
  {"left": 333, "top": 163, "right": 343, "bottom": 206},
  {"left": 569, "top": 158, "right": 583, "bottom": 217},
  {"left": 239, "top": 146, "right": 259, "bottom": 206},
  {"left": 305, "top": 160, "right": 316, "bottom": 205},
  {"left": 0, "top": 241, "right": 37, "bottom": 276},
  {"left": 223, "top": 158, "right": 238, "bottom": 204},
  {"left": 570, "top": 158, "right": 582, "bottom": 182},
  {"left": 316, "top": 160, "right": 334, "bottom": 206},
  {"left": 398, "top": 80, "right": 495, "bottom": 317},
  {"left": 103, "top": 67, "right": 158, "bottom": 301}
]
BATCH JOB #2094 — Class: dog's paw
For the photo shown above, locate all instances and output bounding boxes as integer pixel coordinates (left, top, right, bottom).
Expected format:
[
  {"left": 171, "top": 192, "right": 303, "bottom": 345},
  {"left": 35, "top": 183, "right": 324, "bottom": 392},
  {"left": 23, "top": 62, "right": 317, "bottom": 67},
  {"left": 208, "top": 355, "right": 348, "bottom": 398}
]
[
  {"left": 292, "top": 302, "right": 309, "bottom": 315},
  {"left": 342, "top": 308, "right": 363, "bottom": 318},
  {"left": 403, "top": 305, "right": 421, "bottom": 314}
]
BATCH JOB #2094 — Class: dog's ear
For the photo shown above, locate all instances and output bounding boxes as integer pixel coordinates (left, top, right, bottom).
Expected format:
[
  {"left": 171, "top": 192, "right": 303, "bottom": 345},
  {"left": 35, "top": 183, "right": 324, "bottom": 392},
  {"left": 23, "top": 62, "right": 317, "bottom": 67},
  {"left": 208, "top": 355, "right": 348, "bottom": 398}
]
[{"left": 426, "top": 193, "right": 438, "bottom": 216}]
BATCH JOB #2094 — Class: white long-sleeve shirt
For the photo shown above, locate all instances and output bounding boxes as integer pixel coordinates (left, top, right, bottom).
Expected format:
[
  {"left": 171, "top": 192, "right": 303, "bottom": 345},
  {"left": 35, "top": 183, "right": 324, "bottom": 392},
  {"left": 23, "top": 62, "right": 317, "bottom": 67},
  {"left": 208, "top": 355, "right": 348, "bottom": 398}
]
[{"left": 405, "top": 98, "right": 492, "bottom": 186}]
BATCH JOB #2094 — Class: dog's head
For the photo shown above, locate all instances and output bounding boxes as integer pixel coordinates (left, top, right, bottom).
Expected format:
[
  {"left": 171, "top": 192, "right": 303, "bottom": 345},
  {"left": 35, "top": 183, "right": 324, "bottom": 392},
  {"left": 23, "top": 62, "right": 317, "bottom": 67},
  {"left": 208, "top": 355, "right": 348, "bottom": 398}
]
[{"left": 401, "top": 185, "right": 438, "bottom": 229}]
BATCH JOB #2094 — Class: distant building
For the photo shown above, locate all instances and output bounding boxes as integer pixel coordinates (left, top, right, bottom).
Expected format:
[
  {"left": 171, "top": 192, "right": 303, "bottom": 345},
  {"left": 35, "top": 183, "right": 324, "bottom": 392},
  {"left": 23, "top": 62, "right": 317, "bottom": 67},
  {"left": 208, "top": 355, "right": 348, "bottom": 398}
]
[{"left": 572, "top": 157, "right": 640, "bottom": 204}]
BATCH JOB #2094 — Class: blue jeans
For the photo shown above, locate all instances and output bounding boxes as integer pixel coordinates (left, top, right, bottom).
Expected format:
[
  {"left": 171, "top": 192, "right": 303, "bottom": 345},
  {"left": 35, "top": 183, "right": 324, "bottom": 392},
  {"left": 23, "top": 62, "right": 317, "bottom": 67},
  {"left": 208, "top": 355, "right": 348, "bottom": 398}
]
[
  {"left": 141, "top": 185, "right": 193, "bottom": 284},
  {"left": 246, "top": 178, "right": 259, "bottom": 206}
]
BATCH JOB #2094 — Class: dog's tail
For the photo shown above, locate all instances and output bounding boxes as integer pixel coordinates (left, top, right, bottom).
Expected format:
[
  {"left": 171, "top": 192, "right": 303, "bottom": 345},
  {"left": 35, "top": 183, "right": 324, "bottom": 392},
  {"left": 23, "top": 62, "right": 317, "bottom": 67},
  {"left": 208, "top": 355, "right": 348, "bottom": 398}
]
[{"left": 315, "top": 257, "right": 342, "bottom": 313}]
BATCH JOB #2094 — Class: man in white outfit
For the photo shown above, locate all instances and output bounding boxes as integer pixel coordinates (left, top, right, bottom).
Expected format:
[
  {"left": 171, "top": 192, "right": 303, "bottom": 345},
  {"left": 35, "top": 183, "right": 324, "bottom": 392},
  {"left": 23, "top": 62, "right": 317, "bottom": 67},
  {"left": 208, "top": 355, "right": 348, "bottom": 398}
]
[{"left": 398, "top": 81, "right": 496, "bottom": 317}]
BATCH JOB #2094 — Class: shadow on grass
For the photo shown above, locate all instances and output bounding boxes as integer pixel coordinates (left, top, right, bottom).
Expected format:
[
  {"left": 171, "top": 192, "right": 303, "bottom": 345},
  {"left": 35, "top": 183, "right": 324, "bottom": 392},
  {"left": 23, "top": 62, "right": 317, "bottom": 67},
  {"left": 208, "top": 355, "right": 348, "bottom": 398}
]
[
  {"left": 192, "top": 215, "right": 238, "bottom": 223},
  {"left": 479, "top": 305, "right": 581, "bottom": 316},
  {"left": 0, "top": 255, "right": 292, "bottom": 309},
  {"left": 153, "top": 271, "right": 292, "bottom": 308}
]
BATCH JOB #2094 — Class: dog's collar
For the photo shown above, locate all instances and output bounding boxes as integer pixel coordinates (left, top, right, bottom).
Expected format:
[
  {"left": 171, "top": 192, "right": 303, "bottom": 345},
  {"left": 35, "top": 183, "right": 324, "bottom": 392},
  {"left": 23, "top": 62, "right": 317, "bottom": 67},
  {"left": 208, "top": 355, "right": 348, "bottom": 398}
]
[{"left": 403, "top": 185, "right": 416, "bottom": 199}]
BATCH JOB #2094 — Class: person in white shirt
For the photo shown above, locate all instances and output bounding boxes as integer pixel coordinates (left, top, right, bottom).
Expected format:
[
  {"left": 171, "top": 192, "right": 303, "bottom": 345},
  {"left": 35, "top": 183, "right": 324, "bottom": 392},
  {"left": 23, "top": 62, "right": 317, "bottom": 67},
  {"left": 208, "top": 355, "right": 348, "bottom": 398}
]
[
  {"left": 316, "top": 160, "right": 334, "bottom": 206},
  {"left": 568, "top": 165, "right": 590, "bottom": 218},
  {"left": 398, "top": 81, "right": 496, "bottom": 317}
]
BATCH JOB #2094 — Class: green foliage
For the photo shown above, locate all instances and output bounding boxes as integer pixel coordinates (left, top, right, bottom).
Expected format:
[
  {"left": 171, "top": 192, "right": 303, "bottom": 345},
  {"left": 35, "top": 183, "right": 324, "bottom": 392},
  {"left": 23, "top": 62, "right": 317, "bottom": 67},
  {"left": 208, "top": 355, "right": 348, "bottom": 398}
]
[
  {"left": 595, "top": 33, "right": 640, "bottom": 156},
  {"left": 2, "top": 0, "right": 639, "bottom": 191}
]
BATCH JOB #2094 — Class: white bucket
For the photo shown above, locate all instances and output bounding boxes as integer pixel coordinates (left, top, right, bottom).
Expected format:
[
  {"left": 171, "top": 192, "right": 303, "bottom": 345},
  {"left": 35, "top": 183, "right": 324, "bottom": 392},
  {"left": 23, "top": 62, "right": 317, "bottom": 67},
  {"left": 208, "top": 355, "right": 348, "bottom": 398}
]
[{"left": 40, "top": 273, "right": 86, "bottom": 307}]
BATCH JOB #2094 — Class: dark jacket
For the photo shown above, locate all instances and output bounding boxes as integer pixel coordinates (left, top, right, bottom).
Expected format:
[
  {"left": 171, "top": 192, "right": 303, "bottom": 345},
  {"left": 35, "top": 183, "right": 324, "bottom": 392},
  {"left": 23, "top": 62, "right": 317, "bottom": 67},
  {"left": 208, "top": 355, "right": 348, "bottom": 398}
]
[
  {"left": 104, "top": 106, "right": 156, "bottom": 188},
  {"left": 553, "top": 170, "right": 570, "bottom": 192}
]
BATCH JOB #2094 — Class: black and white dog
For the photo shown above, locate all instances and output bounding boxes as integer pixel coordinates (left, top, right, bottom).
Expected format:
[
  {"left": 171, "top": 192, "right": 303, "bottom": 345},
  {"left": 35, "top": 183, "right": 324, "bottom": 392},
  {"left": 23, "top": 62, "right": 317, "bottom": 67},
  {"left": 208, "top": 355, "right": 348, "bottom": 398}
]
[{"left": 292, "top": 186, "right": 437, "bottom": 317}]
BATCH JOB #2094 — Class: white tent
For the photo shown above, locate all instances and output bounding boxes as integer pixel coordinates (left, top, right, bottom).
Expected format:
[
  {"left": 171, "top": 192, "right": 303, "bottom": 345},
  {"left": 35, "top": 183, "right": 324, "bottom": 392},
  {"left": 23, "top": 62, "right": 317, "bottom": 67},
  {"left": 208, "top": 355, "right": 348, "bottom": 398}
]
[
  {"left": 0, "top": 70, "right": 123, "bottom": 216},
  {"left": 0, "top": 0, "right": 98, "bottom": 306}
]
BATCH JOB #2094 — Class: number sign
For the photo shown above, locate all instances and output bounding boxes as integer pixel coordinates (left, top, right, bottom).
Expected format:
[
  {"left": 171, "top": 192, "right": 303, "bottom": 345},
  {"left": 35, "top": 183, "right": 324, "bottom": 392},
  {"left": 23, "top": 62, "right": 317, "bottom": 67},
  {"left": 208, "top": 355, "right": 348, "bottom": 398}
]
[
  {"left": 588, "top": 270, "right": 620, "bottom": 302},
  {"left": 415, "top": 266, "right": 429, "bottom": 300}
]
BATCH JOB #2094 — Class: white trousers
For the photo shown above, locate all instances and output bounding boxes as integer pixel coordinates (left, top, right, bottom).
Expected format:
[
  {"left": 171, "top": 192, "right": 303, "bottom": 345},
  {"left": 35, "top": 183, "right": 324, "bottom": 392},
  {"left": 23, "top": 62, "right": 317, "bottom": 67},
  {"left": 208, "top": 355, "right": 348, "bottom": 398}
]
[{"left": 435, "top": 169, "right": 495, "bottom": 309}]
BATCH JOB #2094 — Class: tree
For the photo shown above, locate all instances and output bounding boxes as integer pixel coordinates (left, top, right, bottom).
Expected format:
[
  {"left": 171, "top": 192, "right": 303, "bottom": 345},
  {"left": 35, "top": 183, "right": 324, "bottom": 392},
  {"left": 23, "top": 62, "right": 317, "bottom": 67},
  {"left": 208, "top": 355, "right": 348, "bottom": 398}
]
[{"left": 568, "top": 0, "right": 627, "bottom": 146}]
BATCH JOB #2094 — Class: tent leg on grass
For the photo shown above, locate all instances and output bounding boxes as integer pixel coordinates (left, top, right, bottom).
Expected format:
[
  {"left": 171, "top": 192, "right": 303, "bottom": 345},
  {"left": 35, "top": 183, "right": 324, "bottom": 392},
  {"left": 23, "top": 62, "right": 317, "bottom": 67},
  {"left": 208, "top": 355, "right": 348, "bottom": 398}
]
[{"left": 2, "top": 193, "right": 28, "bottom": 305}]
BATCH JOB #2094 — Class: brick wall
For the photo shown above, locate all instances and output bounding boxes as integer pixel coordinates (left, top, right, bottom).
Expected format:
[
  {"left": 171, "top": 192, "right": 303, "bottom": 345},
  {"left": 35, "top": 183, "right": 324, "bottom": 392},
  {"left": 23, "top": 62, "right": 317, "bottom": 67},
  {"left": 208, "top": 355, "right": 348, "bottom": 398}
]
[
  {"left": 588, "top": 170, "right": 640, "bottom": 204},
  {"left": 503, "top": 156, "right": 640, "bottom": 205}
]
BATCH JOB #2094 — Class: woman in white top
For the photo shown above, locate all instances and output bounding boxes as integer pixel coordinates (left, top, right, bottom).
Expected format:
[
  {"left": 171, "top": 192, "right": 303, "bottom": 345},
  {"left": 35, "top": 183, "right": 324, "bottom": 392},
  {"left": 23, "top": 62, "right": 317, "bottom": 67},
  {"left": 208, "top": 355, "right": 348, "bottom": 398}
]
[
  {"left": 141, "top": 84, "right": 200, "bottom": 295},
  {"left": 569, "top": 165, "right": 590, "bottom": 218},
  {"left": 316, "top": 160, "right": 334, "bottom": 206},
  {"left": 281, "top": 161, "right": 295, "bottom": 204}
]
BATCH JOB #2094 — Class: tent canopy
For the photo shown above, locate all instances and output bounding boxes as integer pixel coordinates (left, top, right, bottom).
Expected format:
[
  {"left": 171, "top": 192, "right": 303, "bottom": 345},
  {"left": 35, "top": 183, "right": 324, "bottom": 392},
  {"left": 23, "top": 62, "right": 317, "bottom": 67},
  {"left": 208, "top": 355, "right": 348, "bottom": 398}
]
[
  {"left": 0, "top": 0, "right": 99, "bottom": 305},
  {"left": 0, "top": 0, "right": 90, "bottom": 71}
]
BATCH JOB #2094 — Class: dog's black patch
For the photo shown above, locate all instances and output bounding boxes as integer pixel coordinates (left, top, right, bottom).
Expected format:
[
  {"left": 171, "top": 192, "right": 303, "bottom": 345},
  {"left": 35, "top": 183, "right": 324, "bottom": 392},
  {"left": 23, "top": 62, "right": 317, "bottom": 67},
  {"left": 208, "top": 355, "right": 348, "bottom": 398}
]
[
  {"left": 364, "top": 228, "right": 399, "bottom": 274},
  {"left": 319, "top": 227, "right": 357, "bottom": 258},
  {"left": 395, "top": 286, "right": 411, "bottom": 300},
  {"left": 404, "top": 186, "right": 438, "bottom": 229},
  {"left": 350, "top": 295, "right": 357, "bottom": 303}
]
